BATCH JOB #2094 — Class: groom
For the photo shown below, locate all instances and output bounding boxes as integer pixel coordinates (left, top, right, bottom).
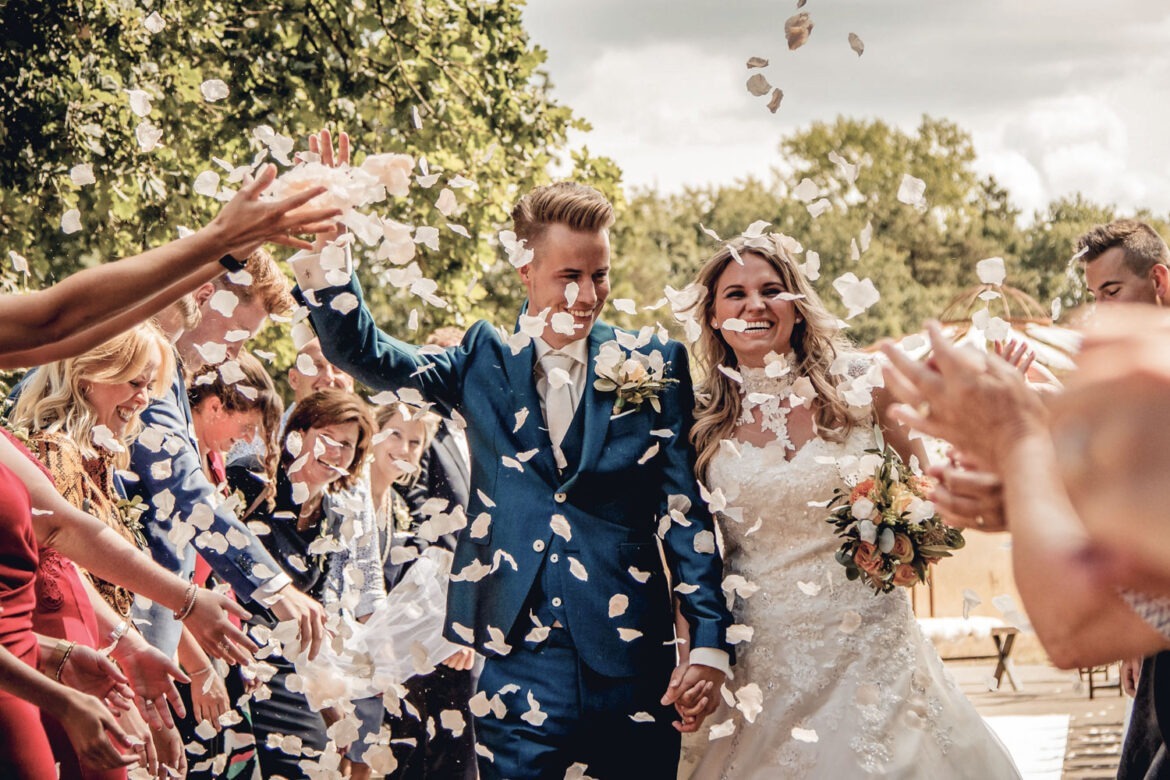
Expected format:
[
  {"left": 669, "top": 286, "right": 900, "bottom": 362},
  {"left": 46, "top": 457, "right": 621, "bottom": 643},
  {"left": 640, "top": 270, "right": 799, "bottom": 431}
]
[{"left": 292, "top": 175, "right": 732, "bottom": 778}]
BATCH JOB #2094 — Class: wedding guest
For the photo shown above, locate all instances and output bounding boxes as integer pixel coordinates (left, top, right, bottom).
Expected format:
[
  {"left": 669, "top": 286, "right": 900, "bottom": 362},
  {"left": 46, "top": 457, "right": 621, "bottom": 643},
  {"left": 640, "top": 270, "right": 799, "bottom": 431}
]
[
  {"left": 9, "top": 322, "right": 179, "bottom": 777},
  {"left": 402, "top": 328, "right": 472, "bottom": 548},
  {"left": 0, "top": 163, "right": 337, "bottom": 369},
  {"left": 0, "top": 426, "right": 136, "bottom": 777},
  {"left": 1074, "top": 219, "right": 1170, "bottom": 780},
  {"left": 151, "top": 293, "right": 202, "bottom": 346},
  {"left": 0, "top": 428, "right": 257, "bottom": 776},
  {"left": 126, "top": 249, "right": 328, "bottom": 669},
  {"left": 347, "top": 402, "right": 477, "bottom": 780},
  {"left": 880, "top": 321, "right": 1170, "bottom": 669},
  {"left": 226, "top": 389, "right": 376, "bottom": 778},
  {"left": 178, "top": 353, "right": 284, "bottom": 779},
  {"left": 226, "top": 336, "right": 352, "bottom": 468}
]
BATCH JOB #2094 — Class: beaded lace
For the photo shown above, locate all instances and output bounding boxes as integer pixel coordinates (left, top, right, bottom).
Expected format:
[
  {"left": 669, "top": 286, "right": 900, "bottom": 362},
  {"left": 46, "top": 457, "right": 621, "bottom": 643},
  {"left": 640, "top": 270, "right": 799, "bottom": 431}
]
[{"left": 738, "top": 355, "right": 799, "bottom": 450}]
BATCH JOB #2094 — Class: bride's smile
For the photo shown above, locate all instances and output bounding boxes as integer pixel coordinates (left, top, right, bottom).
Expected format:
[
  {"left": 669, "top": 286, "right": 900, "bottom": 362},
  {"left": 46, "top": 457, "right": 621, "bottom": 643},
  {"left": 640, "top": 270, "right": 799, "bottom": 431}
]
[{"left": 712, "top": 252, "right": 803, "bottom": 366}]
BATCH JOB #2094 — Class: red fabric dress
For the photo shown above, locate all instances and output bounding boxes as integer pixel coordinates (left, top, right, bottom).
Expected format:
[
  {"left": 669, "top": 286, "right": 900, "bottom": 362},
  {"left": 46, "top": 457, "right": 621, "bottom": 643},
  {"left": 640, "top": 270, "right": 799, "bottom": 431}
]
[
  {"left": 0, "top": 433, "right": 59, "bottom": 777},
  {"left": 21, "top": 434, "right": 125, "bottom": 780}
]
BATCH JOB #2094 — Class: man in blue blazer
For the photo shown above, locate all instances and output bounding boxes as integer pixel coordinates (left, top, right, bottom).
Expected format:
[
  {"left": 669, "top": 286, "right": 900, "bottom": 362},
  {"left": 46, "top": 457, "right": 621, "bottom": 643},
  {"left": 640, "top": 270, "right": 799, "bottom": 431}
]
[
  {"left": 128, "top": 254, "right": 328, "bottom": 660},
  {"left": 293, "top": 177, "right": 733, "bottom": 779}
]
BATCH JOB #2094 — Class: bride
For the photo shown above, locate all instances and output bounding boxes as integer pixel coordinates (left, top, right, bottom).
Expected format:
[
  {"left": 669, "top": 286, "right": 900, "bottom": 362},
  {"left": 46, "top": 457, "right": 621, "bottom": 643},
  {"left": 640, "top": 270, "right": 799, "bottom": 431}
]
[{"left": 678, "top": 234, "right": 1020, "bottom": 778}]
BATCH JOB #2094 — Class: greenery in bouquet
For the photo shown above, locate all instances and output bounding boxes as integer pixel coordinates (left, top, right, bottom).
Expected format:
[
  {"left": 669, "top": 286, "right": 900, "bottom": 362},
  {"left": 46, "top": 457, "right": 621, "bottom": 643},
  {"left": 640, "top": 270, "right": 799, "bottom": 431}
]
[{"left": 827, "top": 427, "right": 965, "bottom": 595}]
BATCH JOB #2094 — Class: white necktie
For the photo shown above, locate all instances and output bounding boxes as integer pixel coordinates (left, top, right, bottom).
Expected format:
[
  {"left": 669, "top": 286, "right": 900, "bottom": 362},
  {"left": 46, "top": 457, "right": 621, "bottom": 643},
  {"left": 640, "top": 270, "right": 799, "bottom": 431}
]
[{"left": 540, "top": 351, "right": 577, "bottom": 451}]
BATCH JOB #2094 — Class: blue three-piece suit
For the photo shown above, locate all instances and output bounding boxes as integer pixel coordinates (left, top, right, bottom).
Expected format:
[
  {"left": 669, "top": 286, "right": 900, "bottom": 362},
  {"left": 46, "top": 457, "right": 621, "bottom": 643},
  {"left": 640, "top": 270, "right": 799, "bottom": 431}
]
[{"left": 306, "top": 274, "right": 733, "bottom": 779}]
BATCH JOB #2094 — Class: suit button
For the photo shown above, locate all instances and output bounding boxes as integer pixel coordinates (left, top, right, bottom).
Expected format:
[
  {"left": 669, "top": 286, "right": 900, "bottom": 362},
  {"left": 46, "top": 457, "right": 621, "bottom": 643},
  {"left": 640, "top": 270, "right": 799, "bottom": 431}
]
[
  {"left": 550, "top": 553, "right": 559, "bottom": 563},
  {"left": 551, "top": 597, "right": 563, "bottom": 607},
  {"left": 533, "top": 540, "right": 546, "bottom": 552},
  {"left": 554, "top": 492, "right": 567, "bottom": 503}
]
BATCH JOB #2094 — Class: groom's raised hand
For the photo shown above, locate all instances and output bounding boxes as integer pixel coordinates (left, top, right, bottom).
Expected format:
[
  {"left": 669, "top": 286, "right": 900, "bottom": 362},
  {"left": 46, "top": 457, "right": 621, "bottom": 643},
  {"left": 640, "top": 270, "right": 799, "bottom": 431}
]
[{"left": 662, "top": 662, "right": 725, "bottom": 733}]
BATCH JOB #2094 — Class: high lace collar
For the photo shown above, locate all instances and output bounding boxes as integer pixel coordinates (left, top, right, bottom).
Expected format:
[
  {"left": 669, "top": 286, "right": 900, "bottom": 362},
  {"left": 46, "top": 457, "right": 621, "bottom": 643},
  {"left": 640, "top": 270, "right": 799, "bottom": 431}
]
[{"left": 738, "top": 353, "right": 799, "bottom": 397}]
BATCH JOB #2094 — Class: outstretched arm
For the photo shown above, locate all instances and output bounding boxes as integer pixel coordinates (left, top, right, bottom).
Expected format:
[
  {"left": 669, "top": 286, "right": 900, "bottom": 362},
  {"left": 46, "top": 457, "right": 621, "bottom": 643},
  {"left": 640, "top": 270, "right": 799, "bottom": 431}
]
[
  {"left": 0, "top": 164, "right": 338, "bottom": 368},
  {"left": 880, "top": 324, "right": 1170, "bottom": 667},
  {"left": 0, "top": 435, "right": 257, "bottom": 666}
]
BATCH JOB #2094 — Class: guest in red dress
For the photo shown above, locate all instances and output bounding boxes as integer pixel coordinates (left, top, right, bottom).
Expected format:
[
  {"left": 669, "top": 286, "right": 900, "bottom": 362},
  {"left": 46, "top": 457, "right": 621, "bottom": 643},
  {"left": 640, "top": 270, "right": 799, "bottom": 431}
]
[{"left": 0, "top": 429, "right": 136, "bottom": 777}]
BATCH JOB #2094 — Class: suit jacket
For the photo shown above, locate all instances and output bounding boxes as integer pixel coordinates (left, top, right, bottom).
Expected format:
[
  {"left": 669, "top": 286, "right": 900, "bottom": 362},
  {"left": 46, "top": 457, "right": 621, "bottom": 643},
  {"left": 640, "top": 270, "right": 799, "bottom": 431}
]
[
  {"left": 127, "top": 361, "right": 289, "bottom": 654},
  {"left": 403, "top": 422, "right": 471, "bottom": 553},
  {"left": 304, "top": 274, "right": 733, "bottom": 678}
]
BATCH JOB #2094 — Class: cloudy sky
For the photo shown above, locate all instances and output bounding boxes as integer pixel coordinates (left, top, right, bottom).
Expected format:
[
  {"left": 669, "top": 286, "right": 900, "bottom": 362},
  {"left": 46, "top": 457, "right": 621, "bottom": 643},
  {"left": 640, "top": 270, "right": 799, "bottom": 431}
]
[{"left": 523, "top": 0, "right": 1170, "bottom": 219}]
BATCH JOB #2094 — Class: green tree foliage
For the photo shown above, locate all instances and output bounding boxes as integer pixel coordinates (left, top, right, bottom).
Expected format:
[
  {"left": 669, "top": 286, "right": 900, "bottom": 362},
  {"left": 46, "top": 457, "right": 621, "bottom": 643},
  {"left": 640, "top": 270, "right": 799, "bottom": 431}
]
[{"left": 0, "top": 0, "right": 621, "bottom": 354}]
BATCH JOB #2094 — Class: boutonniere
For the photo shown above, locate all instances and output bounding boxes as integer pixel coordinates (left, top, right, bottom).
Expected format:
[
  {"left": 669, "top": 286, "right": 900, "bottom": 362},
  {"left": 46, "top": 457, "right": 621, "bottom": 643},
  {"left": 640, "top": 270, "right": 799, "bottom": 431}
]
[{"left": 593, "top": 341, "right": 678, "bottom": 414}]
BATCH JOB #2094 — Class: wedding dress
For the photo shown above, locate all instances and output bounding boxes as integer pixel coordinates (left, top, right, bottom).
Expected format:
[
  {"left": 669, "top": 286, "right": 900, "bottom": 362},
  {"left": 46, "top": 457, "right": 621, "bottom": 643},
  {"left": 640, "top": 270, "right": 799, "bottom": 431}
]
[{"left": 682, "top": 366, "right": 1021, "bottom": 779}]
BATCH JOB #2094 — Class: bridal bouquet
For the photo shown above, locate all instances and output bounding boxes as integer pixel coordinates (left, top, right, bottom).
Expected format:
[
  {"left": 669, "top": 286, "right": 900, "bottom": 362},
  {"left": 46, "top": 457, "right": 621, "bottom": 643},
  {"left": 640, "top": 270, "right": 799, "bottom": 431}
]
[{"left": 826, "top": 428, "right": 965, "bottom": 594}]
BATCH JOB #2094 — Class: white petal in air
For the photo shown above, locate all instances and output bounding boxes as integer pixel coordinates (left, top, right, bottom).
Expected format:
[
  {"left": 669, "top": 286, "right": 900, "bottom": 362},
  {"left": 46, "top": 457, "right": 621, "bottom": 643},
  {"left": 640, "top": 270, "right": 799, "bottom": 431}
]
[
  {"left": 61, "top": 209, "right": 82, "bottom": 234},
  {"left": 209, "top": 290, "right": 239, "bottom": 317},
  {"left": 70, "top": 164, "right": 95, "bottom": 186},
  {"left": 746, "top": 73, "right": 771, "bottom": 97},
  {"left": 897, "top": 174, "right": 927, "bottom": 207},
  {"left": 200, "top": 79, "right": 230, "bottom": 102},
  {"left": 792, "top": 727, "right": 819, "bottom": 743},
  {"left": 792, "top": 178, "right": 820, "bottom": 203},
  {"left": 143, "top": 11, "right": 165, "bottom": 33},
  {"left": 976, "top": 256, "right": 1006, "bottom": 286},
  {"left": 126, "top": 89, "right": 153, "bottom": 117},
  {"left": 564, "top": 282, "right": 579, "bottom": 308},
  {"left": 832, "top": 273, "right": 880, "bottom": 319},
  {"left": 193, "top": 170, "right": 220, "bottom": 197}
]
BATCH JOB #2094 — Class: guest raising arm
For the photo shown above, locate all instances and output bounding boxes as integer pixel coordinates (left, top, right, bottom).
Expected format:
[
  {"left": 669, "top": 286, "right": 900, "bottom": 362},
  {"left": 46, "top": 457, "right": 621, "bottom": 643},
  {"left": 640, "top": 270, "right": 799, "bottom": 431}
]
[{"left": 0, "top": 164, "right": 338, "bottom": 368}]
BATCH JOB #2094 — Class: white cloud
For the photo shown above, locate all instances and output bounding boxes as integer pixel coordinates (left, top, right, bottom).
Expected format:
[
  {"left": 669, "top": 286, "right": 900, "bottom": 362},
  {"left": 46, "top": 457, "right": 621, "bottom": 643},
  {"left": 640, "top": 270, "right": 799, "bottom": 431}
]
[{"left": 526, "top": 0, "right": 1170, "bottom": 215}]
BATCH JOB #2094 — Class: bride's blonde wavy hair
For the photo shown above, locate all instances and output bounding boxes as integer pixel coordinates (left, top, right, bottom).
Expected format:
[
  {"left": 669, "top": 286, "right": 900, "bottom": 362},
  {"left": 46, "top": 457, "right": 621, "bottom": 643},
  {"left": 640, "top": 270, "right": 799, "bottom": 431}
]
[
  {"left": 11, "top": 323, "right": 174, "bottom": 468},
  {"left": 688, "top": 235, "right": 857, "bottom": 481}
]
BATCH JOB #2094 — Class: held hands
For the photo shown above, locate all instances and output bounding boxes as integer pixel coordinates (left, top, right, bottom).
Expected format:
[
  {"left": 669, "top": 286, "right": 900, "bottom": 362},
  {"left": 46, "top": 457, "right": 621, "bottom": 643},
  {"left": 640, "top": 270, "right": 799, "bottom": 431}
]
[
  {"left": 441, "top": 647, "right": 476, "bottom": 671},
  {"left": 662, "top": 661, "right": 725, "bottom": 734},
  {"left": 183, "top": 588, "right": 258, "bottom": 666}
]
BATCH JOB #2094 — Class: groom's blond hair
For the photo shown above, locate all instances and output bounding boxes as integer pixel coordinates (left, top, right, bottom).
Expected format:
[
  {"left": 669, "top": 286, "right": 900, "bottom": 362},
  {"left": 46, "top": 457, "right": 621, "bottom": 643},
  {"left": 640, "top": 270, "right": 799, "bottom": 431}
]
[{"left": 511, "top": 182, "right": 614, "bottom": 249}]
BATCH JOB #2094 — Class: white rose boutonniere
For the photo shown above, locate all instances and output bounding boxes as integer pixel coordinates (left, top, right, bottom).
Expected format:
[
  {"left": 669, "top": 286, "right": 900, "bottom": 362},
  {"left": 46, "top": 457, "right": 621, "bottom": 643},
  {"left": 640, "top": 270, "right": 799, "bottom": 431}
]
[{"left": 593, "top": 341, "right": 678, "bottom": 414}]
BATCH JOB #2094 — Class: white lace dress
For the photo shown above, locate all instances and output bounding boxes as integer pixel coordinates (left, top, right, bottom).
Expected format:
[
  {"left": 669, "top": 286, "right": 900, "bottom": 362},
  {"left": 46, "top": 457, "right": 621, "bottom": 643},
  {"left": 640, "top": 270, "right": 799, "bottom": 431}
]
[{"left": 682, "top": 377, "right": 1020, "bottom": 779}]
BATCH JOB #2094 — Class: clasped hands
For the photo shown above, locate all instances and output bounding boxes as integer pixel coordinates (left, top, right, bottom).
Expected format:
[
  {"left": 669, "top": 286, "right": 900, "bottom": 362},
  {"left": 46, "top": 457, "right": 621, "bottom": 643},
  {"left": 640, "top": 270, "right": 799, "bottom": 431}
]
[{"left": 662, "top": 660, "right": 725, "bottom": 733}]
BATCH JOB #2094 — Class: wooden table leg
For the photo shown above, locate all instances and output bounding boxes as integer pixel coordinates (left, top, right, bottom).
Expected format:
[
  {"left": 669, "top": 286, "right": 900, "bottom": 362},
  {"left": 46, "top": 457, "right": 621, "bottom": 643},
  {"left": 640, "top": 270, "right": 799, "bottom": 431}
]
[{"left": 993, "top": 632, "right": 1019, "bottom": 692}]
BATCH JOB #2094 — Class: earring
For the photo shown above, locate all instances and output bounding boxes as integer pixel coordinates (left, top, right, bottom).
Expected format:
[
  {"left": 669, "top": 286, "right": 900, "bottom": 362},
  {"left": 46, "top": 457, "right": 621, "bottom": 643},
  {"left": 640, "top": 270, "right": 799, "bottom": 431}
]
[{"left": 711, "top": 319, "right": 720, "bottom": 329}]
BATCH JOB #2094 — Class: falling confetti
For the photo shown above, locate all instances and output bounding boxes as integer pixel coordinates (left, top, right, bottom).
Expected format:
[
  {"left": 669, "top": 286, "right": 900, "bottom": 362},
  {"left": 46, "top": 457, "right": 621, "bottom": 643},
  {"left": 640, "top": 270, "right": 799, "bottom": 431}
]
[
  {"left": 200, "top": 79, "right": 230, "bottom": 102},
  {"left": 767, "top": 88, "right": 784, "bottom": 114},
  {"left": 746, "top": 74, "right": 772, "bottom": 97},
  {"left": 785, "top": 13, "right": 814, "bottom": 50}
]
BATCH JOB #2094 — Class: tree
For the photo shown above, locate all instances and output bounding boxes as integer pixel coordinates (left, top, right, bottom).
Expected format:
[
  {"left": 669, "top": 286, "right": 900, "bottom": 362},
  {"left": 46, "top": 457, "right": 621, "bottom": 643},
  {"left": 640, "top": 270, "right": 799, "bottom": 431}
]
[{"left": 0, "top": 0, "right": 621, "bottom": 357}]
